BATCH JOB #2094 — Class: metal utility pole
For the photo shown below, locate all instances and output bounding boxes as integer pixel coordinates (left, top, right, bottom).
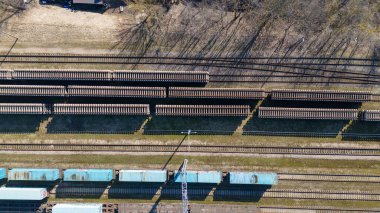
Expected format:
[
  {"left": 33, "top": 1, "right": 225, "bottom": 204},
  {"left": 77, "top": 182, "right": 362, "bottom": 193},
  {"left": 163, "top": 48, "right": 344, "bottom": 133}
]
[
  {"left": 179, "top": 159, "right": 189, "bottom": 213},
  {"left": 181, "top": 129, "right": 197, "bottom": 152}
]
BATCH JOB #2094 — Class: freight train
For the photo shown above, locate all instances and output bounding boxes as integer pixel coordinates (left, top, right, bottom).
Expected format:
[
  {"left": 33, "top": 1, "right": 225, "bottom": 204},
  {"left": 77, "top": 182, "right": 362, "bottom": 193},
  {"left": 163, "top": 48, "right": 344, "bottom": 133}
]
[{"left": 1, "top": 167, "right": 278, "bottom": 185}]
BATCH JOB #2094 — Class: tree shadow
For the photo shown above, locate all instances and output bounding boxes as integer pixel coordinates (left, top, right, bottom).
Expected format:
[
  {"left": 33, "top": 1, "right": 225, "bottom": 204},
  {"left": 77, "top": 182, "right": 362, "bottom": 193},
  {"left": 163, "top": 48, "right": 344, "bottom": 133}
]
[
  {"left": 108, "top": 182, "right": 161, "bottom": 199},
  {"left": 56, "top": 182, "right": 109, "bottom": 198},
  {"left": 342, "top": 121, "right": 380, "bottom": 141},
  {"left": 0, "top": 115, "right": 46, "bottom": 133},
  {"left": 47, "top": 115, "right": 147, "bottom": 134},
  {"left": 144, "top": 116, "right": 245, "bottom": 135}
]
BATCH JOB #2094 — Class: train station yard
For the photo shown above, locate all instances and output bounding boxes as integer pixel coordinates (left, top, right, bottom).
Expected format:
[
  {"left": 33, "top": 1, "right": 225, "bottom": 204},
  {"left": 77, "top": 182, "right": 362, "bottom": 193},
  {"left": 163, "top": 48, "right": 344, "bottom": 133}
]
[{"left": 0, "top": 0, "right": 379, "bottom": 212}]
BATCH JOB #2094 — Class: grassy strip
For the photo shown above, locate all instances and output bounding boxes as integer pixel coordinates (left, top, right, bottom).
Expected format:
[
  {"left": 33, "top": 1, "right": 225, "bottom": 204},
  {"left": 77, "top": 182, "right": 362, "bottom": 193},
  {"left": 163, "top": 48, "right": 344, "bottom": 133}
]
[
  {"left": 0, "top": 133, "right": 378, "bottom": 147},
  {"left": 1, "top": 154, "right": 379, "bottom": 173}
]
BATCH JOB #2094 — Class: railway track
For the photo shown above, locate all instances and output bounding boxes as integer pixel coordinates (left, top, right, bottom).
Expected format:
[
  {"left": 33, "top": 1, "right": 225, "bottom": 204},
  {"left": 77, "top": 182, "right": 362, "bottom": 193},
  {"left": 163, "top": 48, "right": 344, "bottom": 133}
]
[
  {"left": 1, "top": 143, "right": 380, "bottom": 156},
  {"left": 48, "top": 187, "right": 380, "bottom": 202},
  {"left": 43, "top": 203, "right": 380, "bottom": 213},
  {"left": 260, "top": 189, "right": 380, "bottom": 201},
  {"left": 259, "top": 206, "right": 380, "bottom": 212},
  {"left": 0, "top": 54, "right": 378, "bottom": 85},
  {"left": 278, "top": 173, "right": 380, "bottom": 183},
  {"left": 0, "top": 54, "right": 377, "bottom": 66}
]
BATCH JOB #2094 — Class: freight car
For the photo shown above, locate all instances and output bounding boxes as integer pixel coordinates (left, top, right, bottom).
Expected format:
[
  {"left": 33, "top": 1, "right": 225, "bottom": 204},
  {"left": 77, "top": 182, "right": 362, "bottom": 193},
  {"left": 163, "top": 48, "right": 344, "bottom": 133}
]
[
  {"left": 173, "top": 171, "right": 223, "bottom": 184},
  {"left": 119, "top": 170, "right": 167, "bottom": 183},
  {"left": 113, "top": 70, "right": 209, "bottom": 84},
  {"left": 0, "top": 168, "right": 5, "bottom": 180},
  {"left": 271, "top": 89, "right": 372, "bottom": 102},
  {"left": 8, "top": 168, "right": 60, "bottom": 181},
  {"left": 155, "top": 105, "right": 250, "bottom": 116},
  {"left": 63, "top": 169, "right": 113, "bottom": 182},
  {"left": 229, "top": 172, "right": 278, "bottom": 185},
  {"left": 67, "top": 85, "right": 166, "bottom": 98},
  {"left": 0, "top": 103, "right": 50, "bottom": 114},
  {"left": 363, "top": 110, "right": 380, "bottom": 121},
  {"left": 0, "top": 85, "right": 65, "bottom": 97},
  {"left": 53, "top": 104, "right": 150, "bottom": 115},
  {"left": 258, "top": 107, "right": 359, "bottom": 120},
  {"left": 168, "top": 87, "right": 266, "bottom": 99}
]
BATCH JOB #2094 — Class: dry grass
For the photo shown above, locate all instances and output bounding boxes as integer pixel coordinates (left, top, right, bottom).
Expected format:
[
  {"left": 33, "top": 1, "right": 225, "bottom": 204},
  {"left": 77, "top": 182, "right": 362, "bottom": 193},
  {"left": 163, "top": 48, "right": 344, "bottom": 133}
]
[{"left": 1, "top": 154, "right": 379, "bottom": 175}]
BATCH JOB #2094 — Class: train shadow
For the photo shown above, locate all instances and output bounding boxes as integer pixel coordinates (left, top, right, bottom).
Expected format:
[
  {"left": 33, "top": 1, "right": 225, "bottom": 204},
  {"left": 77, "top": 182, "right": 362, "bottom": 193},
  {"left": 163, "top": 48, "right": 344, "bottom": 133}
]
[
  {"left": 0, "top": 115, "right": 47, "bottom": 133},
  {"left": 46, "top": 115, "right": 147, "bottom": 134},
  {"left": 143, "top": 116, "right": 245, "bottom": 135},
  {"left": 160, "top": 183, "right": 214, "bottom": 201},
  {"left": 214, "top": 184, "right": 272, "bottom": 202},
  {"left": 0, "top": 96, "right": 64, "bottom": 104},
  {"left": 243, "top": 113, "right": 348, "bottom": 137},
  {"left": 0, "top": 201, "right": 43, "bottom": 212},
  {"left": 109, "top": 182, "right": 161, "bottom": 199},
  {"left": 261, "top": 98, "right": 362, "bottom": 109},
  {"left": 342, "top": 121, "right": 380, "bottom": 141},
  {"left": 56, "top": 182, "right": 109, "bottom": 198}
]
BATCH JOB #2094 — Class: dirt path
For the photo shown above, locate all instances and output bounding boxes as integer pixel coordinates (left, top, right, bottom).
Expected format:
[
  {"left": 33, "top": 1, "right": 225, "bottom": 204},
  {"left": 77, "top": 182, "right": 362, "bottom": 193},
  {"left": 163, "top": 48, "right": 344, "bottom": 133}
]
[{"left": 0, "top": 3, "right": 133, "bottom": 54}]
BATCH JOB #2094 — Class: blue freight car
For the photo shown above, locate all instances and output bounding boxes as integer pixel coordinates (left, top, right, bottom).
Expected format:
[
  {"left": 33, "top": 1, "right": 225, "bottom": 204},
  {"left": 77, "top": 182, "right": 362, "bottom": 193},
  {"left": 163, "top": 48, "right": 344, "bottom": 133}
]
[
  {"left": 0, "top": 168, "right": 5, "bottom": 180},
  {"left": 197, "top": 171, "right": 223, "bottom": 184},
  {"left": 63, "top": 169, "right": 113, "bottom": 182},
  {"left": 174, "top": 171, "right": 222, "bottom": 184},
  {"left": 119, "top": 170, "right": 167, "bottom": 182},
  {"left": 229, "top": 172, "right": 278, "bottom": 185},
  {"left": 0, "top": 188, "right": 47, "bottom": 200},
  {"left": 8, "top": 168, "right": 60, "bottom": 181},
  {"left": 174, "top": 170, "right": 198, "bottom": 183}
]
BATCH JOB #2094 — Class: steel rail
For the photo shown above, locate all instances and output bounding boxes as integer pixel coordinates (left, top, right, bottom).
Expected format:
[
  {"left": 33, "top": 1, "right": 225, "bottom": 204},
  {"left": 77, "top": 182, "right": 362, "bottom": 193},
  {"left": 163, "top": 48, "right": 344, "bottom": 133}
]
[
  {"left": 259, "top": 206, "right": 380, "bottom": 212},
  {"left": 47, "top": 187, "right": 380, "bottom": 201},
  {"left": 0, "top": 54, "right": 378, "bottom": 61},
  {"left": 1, "top": 143, "right": 380, "bottom": 156},
  {"left": 278, "top": 173, "right": 380, "bottom": 183}
]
